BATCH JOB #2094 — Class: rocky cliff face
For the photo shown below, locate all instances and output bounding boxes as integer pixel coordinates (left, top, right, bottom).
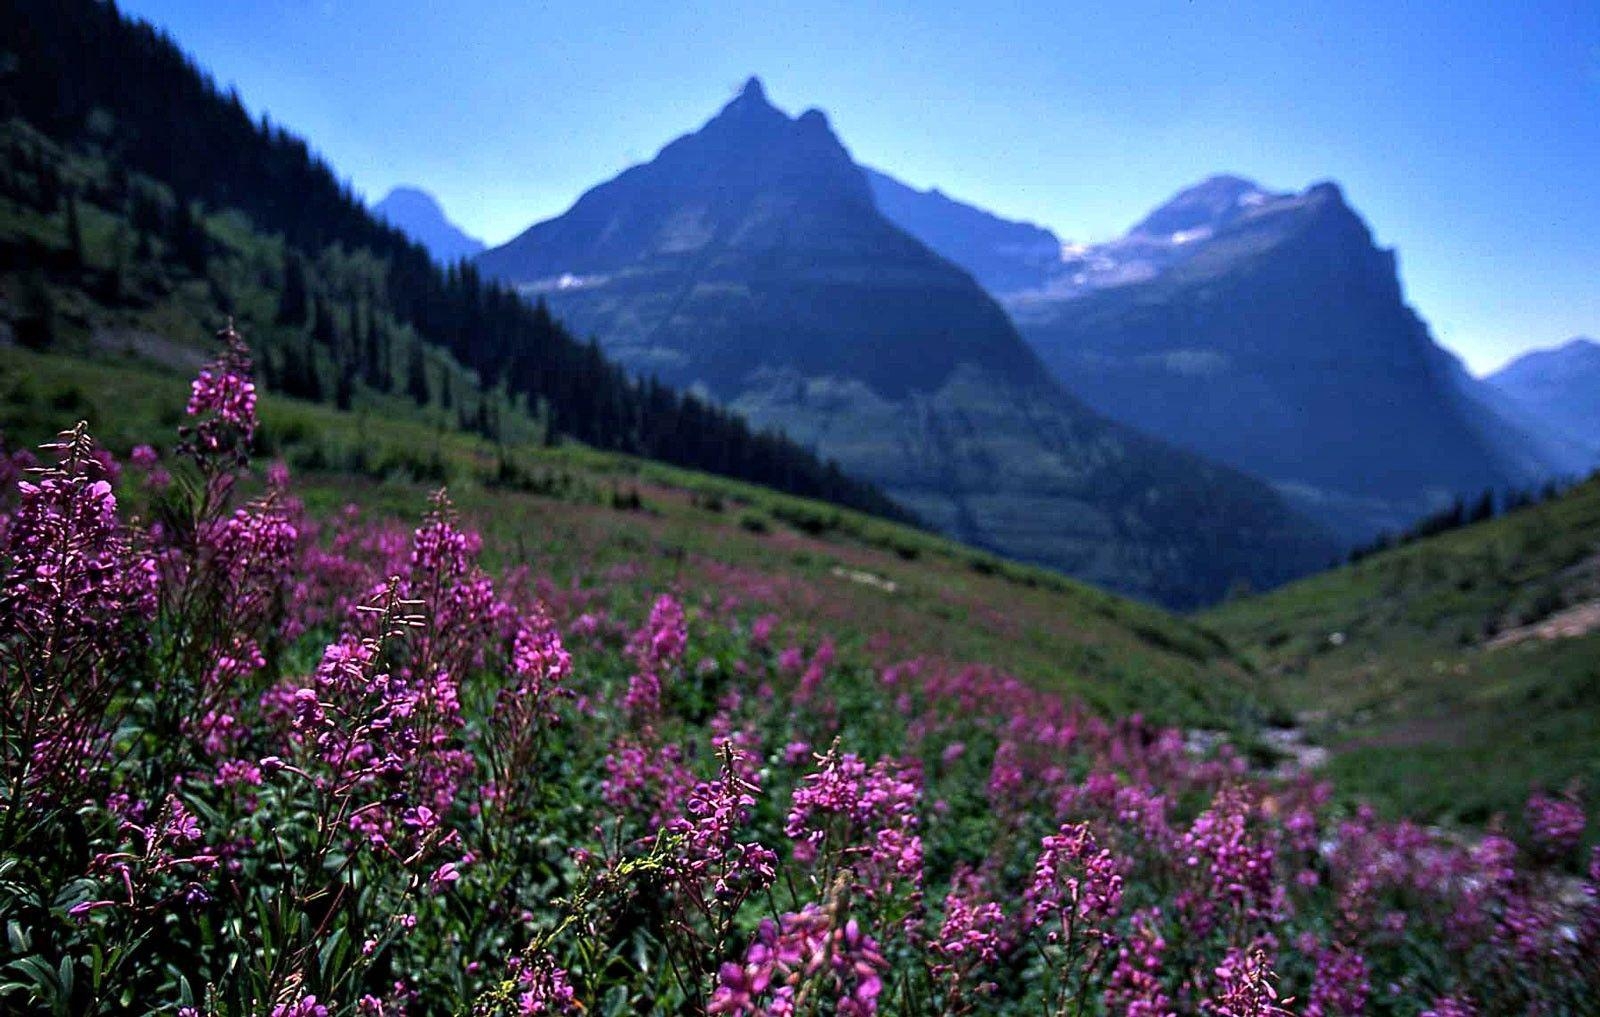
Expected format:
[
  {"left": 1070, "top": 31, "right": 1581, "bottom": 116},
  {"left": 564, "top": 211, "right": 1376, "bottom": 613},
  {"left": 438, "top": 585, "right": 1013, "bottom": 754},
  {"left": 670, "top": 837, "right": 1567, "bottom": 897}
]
[
  {"left": 999, "top": 178, "right": 1575, "bottom": 541},
  {"left": 477, "top": 81, "right": 1335, "bottom": 606}
]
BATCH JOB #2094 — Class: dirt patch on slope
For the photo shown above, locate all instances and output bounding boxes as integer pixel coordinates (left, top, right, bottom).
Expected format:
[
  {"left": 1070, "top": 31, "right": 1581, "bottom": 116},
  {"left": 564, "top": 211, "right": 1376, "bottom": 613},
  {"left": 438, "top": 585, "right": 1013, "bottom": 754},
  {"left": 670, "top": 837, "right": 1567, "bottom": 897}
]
[{"left": 1486, "top": 599, "right": 1600, "bottom": 650}]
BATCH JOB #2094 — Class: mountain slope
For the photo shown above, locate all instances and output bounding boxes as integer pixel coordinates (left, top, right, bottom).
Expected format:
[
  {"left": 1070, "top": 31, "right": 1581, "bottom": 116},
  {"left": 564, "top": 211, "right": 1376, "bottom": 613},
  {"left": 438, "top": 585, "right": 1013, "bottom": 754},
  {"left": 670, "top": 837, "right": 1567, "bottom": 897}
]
[
  {"left": 372, "top": 185, "right": 485, "bottom": 264},
  {"left": 1206, "top": 473, "right": 1600, "bottom": 821},
  {"left": 478, "top": 79, "right": 1336, "bottom": 607},
  {"left": 1487, "top": 337, "right": 1600, "bottom": 453},
  {"left": 0, "top": 1, "right": 906, "bottom": 521},
  {"left": 996, "top": 177, "right": 1575, "bottom": 543},
  {"left": 0, "top": 343, "right": 1269, "bottom": 730},
  {"left": 864, "top": 167, "right": 1061, "bottom": 294}
]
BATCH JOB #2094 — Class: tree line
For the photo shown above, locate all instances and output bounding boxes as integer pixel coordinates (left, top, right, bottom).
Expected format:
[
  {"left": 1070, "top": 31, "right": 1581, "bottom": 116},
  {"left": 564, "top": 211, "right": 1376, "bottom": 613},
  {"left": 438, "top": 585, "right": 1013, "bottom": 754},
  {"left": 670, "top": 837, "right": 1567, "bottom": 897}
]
[
  {"left": 1346, "top": 479, "right": 1581, "bottom": 564},
  {"left": 0, "top": 0, "right": 913, "bottom": 523}
]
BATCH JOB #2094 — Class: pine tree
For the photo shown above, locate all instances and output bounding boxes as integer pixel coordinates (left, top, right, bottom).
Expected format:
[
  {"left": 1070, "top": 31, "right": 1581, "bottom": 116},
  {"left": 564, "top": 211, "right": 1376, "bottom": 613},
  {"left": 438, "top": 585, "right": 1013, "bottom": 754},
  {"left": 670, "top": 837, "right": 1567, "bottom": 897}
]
[
  {"left": 15, "top": 270, "right": 57, "bottom": 350},
  {"left": 312, "top": 297, "right": 338, "bottom": 352},
  {"left": 64, "top": 190, "right": 84, "bottom": 267},
  {"left": 362, "top": 308, "right": 384, "bottom": 388},
  {"left": 335, "top": 364, "right": 355, "bottom": 411},
  {"left": 405, "top": 344, "right": 429, "bottom": 407},
  {"left": 301, "top": 336, "right": 324, "bottom": 403},
  {"left": 170, "top": 200, "right": 208, "bottom": 272},
  {"left": 276, "top": 253, "right": 309, "bottom": 326},
  {"left": 100, "top": 222, "right": 129, "bottom": 304}
]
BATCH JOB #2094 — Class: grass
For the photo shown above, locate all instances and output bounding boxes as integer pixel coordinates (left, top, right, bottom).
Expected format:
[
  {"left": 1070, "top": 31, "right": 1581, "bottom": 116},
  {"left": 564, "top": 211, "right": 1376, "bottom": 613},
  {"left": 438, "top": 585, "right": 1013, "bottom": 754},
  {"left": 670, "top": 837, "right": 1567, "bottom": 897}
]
[
  {"left": 1, "top": 344, "right": 1261, "bottom": 730},
  {"left": 1206, "top": 475, "right": 1600, "bottom": 823}
]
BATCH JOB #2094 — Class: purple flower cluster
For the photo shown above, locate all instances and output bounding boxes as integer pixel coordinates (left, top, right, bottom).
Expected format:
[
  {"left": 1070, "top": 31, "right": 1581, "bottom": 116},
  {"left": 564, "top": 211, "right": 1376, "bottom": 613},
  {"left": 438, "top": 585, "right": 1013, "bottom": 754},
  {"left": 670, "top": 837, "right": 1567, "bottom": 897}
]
[
  {"left": 1178, "top": 786, "right": 1279, "bottom": 935},
  {"left": 709, "top": 905, "right": 888, "bottom": 1016},
  {"left": 1024, "top": 821, "right": 1124, "bottom": 945},
  {"left": 1303, "top": 942, "right": 1369, "bottom": 1017},
  {"left": 1104, "top": 907, "right": 1175, "bottom": 1017},
  {"left": 508, "top": 952, "right": 580, "bottom": 1015},
  {"left": 665, "top": 748, "right": 778, "bottom": 904},
  {"left": 1525, "top": 790, "right": 1586, "bottom": 859},
  {"left": 785, "top": 748, "right": 923, "bottom": 899},
  {"left": 0, "top": 425, "right": 157, "bottom": 802},
  {"left": 1202, "top": 947, "right": 1294, "bottom": 1017},
  {"left": 184, "top": 325, "right": 258, "bottom": 460},
  {"left": 1420, "top": 996, "right": 1478, "bottom": 1017}
]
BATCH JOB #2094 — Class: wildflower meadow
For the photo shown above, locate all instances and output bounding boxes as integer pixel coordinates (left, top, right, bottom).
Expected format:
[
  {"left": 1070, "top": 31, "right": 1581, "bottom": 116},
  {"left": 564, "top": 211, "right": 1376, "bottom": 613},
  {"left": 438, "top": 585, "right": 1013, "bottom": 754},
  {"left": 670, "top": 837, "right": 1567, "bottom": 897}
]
[{"left": 1, "top": 327, "right": 1595, "bottom": 1014}]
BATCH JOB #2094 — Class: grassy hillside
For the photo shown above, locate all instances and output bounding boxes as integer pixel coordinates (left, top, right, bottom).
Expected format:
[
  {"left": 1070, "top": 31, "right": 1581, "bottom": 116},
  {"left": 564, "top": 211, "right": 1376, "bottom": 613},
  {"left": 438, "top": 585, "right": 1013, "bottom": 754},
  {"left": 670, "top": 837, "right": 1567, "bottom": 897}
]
[
  {"left": 4, "top": 338, "right": 1593, "bottom": 1015},
  {"left": 1207, "top": 475, "right": 1600, "bottom": 822},
  {"left": 0, "top": 344, "right": 1257, "bottom": 730}
]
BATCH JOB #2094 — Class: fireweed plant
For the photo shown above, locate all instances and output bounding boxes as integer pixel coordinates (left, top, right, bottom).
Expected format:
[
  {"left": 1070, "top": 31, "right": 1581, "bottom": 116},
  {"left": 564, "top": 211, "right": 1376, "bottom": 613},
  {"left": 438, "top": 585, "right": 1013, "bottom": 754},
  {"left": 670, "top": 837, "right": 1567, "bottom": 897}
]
[{"left": 0, "top": 324, "right": 1597, "bottom": 1015}]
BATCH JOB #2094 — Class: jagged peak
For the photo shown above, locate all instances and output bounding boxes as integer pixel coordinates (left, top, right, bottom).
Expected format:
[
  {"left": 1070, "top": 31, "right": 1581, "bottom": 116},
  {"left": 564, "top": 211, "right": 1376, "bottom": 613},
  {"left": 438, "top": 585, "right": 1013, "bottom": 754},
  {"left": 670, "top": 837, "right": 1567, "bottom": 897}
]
[{"left": 716, "top": 75, "right": 782, "bottom": 119}]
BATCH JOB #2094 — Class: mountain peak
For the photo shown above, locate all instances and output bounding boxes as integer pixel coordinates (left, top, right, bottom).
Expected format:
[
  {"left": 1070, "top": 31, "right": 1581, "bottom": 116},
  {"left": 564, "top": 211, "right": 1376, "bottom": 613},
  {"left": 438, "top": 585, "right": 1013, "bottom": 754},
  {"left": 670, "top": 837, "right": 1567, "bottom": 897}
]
[
  {"left": 1129, "top": 174, "right": 1274, "bottom": 239},
  {"left": 1304, "top": 180, "right": 1351, "bottom": 208},
  {"left": 717, "top": 75, "right": 780, "bottom": 119},
  {"left": 1487, "top": 337, "right": 1600, "bottom": 456},
  {"left": 376, "top": 185, "right": 446, "bottom": 216},
  {"left": 373, "top": 185, "right": 484, "bottom": 264}
]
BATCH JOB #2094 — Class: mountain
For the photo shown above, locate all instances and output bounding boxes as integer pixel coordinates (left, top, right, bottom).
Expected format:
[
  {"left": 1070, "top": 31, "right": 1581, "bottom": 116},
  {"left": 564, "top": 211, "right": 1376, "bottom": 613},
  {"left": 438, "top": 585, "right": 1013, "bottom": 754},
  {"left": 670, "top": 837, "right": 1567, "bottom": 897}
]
[
  {"left": 864, "top": 167, "right": 1061, "bottom": 294},
  {"left": 372, "top": 185, "right": 485, "bottom": 264},
  {"left": 1486, "top": 338, "right": 1600, "bottom": 453},
  {"left": 0, "top": 0, "right": 906, "bottom": 521},
  {"left": 478, "top": 78, "right": 1336, "bottom": 607},
  {"left": 985, "top": 176, "right": 1578, "bottom": 543}
]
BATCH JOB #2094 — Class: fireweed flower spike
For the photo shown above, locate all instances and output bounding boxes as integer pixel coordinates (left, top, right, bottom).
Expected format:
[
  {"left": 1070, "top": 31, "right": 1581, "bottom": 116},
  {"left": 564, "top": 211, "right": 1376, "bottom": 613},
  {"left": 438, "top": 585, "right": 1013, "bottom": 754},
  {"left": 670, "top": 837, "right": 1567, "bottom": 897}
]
[
  {"left": 1024, "top": 822, "right": 1124, "bottom": 943},
  {"left": 183, "top": 319, "right": 258, "bottom": 466},
  {"left": 1203, "top": 948, "right": 1295, "bottom": 1017},
  {"left": 709, "top": 901, "right": 889, "bottom": 1016},
  {"left": 664, "top": 743, "right": 778, "bottom": 910},
  {"left": 0, "top": 422, "right": 157, "bottom": 814}
]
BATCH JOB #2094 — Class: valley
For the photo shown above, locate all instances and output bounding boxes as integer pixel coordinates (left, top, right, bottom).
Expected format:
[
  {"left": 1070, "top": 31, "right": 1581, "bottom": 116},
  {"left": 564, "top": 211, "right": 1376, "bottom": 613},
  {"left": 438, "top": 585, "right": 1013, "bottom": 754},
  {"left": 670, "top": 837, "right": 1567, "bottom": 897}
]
[{"left": 1, "top": 2, "right": 1597, "bottom": 1013}]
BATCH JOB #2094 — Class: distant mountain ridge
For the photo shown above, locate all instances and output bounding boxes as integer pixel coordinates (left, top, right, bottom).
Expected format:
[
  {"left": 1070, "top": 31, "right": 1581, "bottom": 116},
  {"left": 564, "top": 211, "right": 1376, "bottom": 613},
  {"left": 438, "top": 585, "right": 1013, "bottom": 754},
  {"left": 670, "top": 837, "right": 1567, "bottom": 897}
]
[
  {"left": 1486, "top": 338, "right": 1600, "bottom": 455},
  {"left": 880, "top": 170, "right": 1582, "bottom": 542},
  {"left": 373, "top": 186, "right": 485, "bottom": 264},
  {"left": 864, "top": 168, "right": 1062, "bottom": 294},
  {"left": 477, "top": 78, "right": 1336, "bottom": 607}
]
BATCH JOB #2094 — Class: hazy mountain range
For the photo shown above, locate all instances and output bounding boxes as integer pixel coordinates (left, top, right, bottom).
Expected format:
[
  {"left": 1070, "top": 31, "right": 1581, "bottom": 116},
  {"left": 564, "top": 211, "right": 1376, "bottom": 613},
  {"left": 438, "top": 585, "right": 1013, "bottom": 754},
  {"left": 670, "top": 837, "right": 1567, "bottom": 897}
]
[
  {"left": 866, "top": 173, "right": 1594, "bottom": 542},
  {"left": 372, "top": 77, "right": 1595, "bottom": 577},
  {"left": 473, "top": 77, "right": 1337, "bottom": 606},
  {"left": 862, "top": 168, "right": 1062, "bottom": 295},
  {"left": 1486, "top": 338, "right": 1600, "bottom": 454}
]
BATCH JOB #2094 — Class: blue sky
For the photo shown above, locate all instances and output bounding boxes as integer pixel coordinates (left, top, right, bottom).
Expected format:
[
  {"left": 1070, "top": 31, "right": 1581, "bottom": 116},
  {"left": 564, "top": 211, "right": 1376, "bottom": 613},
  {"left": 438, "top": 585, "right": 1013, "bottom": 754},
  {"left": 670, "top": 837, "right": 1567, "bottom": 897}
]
[{"left": 120, "top": 0, "right": 1598, "bottom": 373}]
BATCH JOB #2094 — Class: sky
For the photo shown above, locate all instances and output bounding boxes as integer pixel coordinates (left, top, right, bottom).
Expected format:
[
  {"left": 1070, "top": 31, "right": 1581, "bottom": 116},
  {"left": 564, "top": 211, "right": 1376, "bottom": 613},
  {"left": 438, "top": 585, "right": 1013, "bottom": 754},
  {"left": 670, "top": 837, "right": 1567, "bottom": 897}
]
[{"left": 118, "top": 0, "right": 1599, "bottom": 374}]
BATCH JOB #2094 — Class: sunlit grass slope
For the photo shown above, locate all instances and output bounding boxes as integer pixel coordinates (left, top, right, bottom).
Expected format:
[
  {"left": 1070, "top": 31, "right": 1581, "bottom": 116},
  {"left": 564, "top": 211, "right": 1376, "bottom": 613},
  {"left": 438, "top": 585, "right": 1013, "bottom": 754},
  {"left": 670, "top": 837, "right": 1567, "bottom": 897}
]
[
  {"left": 1207, "top": 475, "right": 1600, "bottom": 822},
  {"left": 1, "top": 344, "right": 1258, "bottom": 729}
]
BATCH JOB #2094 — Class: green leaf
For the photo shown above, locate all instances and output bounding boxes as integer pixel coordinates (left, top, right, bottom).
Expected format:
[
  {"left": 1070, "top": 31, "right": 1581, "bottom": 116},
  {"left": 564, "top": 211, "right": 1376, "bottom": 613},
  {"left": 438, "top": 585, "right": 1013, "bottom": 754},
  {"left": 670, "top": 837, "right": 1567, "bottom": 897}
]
[{"left": 317, "top": 926, "right": 349, "bottom": 981}]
